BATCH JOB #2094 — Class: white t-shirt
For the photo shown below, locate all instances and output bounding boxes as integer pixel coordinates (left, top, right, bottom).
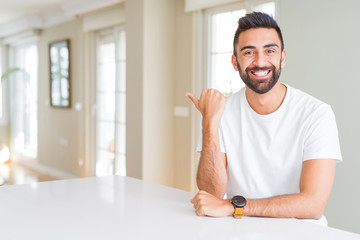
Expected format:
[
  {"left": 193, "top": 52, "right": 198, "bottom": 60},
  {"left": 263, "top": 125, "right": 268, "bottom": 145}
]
[{"left": 196, "top": 84, "right": 342, "bottom": 224}]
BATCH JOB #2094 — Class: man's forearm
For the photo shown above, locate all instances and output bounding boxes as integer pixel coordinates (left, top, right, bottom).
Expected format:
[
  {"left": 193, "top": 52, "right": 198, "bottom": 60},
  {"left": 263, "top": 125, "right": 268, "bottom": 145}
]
[
  {"left": 194, "top": 159, "right": 334, "bottom": 219},
  {"left": 244, "top": 193, "right": 325, "bottom": 219},
  {"left": 243, "top": 159, "right": 335, "bottom": 219},
  {"left": 191, "top": 191, "right": 325, "bottom": 219},
  {"left": 197, "top": 121, "right": 227, "bottom": 199}
]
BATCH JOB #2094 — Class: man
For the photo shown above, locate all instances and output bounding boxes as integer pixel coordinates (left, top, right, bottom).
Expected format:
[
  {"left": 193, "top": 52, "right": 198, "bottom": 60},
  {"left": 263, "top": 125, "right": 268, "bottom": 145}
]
[{"left": 186, "top": 12, "right": 342, "bottom": 224}]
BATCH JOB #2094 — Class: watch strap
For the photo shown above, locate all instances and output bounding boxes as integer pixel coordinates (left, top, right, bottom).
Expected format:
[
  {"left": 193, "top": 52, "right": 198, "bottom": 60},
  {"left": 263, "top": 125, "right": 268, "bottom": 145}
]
[{"left": 233, "top": 207, "right": 244, "bottom": 219}]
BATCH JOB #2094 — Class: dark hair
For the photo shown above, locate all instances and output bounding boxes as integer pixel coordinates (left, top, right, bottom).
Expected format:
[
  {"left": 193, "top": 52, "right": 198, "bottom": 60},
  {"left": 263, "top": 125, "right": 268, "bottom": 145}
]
[{"left": 233, "top": 12, "right": 284, "bottom": 57}]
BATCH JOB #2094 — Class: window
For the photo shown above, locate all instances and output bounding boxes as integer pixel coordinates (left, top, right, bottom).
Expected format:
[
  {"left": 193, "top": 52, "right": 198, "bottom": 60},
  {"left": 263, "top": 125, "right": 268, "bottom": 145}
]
[
  {"left": 9, "top": 43, "right": 38, "bottom": 159},
  {"left": 204, "top": 1, "right": 276, "bottom": 95},
  {"left": 0, "top": 47, "right": 3, "bottom": 120},
  {"left": 0, "top": 46, "right": 6, "bottom": 123},
  {"left": 93, "top": 26, "right": 126, "bottom": 177},
  {"left": 253, "top": 1, "right": 275, "bottom": 15}
]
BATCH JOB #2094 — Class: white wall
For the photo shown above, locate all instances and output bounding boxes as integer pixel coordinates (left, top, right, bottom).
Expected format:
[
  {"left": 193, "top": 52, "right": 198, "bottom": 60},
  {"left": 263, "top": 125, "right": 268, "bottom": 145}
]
[
  {"left": 38, "top": 19, "right": 85, "bottom": 177},
  {"left": 125, "top": 0, "right": 176, "bottom": 186},
  {"left": 279, "top": 0, "right": 360, "bottom": 233},
  {"left": 174, "top": 0, "right": 194, "bottom": 191},
  {"left": 142, "top": 0, "right": 176, "bottom": 185},
  {"left": 124, "top": 0, "right": 144, "bottom": 179}
]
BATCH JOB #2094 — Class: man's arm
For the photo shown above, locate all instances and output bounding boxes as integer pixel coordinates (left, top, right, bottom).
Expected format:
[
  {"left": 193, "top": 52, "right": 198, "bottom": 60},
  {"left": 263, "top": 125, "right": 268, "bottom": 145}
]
[
  {"left": 197, "top": 135, "right": 227, "bottom": 198},
  {"left": 186, "top": 89, "right": 228, "bottom": 198},
  {"left": 191, "top": 159, "right": 336, "bottom": 219},
  {"left": 245, "top": 159, "right": 336, "bottom": 219}
]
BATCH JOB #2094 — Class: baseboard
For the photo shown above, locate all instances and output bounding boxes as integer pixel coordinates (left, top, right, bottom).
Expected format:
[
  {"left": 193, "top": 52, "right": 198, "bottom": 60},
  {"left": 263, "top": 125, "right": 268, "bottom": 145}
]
[{"left": 15, "top": 159, "right": 78, "bottom": 180}]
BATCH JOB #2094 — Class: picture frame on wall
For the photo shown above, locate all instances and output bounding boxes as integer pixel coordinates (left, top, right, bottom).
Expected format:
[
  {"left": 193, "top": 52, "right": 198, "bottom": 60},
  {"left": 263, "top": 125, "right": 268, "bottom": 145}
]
[{"left": 49, "top": 39, "right": 71, "bottom": 108}]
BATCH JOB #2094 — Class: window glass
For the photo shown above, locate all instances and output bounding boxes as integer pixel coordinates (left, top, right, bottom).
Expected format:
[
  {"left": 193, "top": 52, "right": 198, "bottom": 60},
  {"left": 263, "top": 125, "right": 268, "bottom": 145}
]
[
  {"left": 208, "top": 9, "right": 246, "bottom": 95},
  {"left": 253, "top": 2, "right": 275, "bottom": 18},
  {"left": 0, "top": 47, "right": 2, "bottom": 119},
  {"left": 95, "top": 27, "right": 126, "bottom": 177},
  {"left": 10, "top": 44, "right": 38, "bottom": 158}
]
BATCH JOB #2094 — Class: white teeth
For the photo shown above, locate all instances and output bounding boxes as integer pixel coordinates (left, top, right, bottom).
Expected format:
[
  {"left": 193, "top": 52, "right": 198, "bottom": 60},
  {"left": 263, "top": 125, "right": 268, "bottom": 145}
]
[{"left": 253, "top": 71, "right": 269, "bottom": 76}]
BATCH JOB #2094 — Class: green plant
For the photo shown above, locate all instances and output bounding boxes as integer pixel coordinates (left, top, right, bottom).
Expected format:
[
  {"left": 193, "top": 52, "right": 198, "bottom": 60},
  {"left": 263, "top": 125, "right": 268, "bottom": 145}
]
[{"left": 0, "top": 68, "right": 22, "bottom": 82}]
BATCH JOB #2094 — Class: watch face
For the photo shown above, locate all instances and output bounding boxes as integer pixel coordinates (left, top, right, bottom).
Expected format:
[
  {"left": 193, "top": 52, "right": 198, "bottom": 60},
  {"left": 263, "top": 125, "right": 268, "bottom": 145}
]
[{"left": 232, "top": 196, "right": 246, "bottom": 208}]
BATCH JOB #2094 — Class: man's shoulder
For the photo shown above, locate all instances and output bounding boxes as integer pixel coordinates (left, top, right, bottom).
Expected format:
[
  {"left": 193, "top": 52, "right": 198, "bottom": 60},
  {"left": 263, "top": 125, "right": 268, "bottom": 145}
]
[{"left": 287, "top": 84, "right": 331, "bottom": 112}]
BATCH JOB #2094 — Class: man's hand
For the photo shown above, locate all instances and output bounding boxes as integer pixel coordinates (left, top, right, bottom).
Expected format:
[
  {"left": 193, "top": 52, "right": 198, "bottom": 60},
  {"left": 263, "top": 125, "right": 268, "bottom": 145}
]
[
  {"left": 186, "top": 89, "right": 227, "bottom": 127},
  {"left": 190, "top": 190, "right": 234, "bottom": 217}
]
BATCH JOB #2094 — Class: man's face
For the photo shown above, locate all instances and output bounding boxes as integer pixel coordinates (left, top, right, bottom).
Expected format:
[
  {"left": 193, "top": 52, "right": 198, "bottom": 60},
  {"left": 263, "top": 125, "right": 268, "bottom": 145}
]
[{"left": 231, "top": 28, "right": 286, "bottom": 94}]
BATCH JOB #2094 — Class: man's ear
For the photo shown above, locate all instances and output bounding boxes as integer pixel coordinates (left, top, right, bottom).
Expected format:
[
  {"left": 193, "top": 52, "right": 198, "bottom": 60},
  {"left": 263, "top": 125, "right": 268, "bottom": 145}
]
[
  {"left": 281, "top": 49, "right": 286, "bottom": 68},
  {"left": 231, "top": 54, "right": 239, "bottom": 71}
]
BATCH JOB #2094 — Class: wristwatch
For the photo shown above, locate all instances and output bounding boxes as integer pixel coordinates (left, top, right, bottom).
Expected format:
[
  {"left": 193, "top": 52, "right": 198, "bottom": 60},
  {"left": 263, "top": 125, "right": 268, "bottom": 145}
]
[{"left": 231, "top": 195, "right": 247, "bottom": 219}]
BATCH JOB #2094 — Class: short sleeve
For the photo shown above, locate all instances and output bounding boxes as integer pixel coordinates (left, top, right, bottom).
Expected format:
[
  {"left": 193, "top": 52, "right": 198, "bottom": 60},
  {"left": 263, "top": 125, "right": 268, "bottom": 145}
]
[
  {"left": 303, "top": 105, "right": 342, "bottom": 162},
  {"left": 196, "top": 124, "right": 226, "bottom": 153}
]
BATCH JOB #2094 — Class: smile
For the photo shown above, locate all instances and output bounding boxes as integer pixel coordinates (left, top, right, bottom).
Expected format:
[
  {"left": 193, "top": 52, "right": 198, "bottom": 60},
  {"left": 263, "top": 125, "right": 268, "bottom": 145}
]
[{"left": 250, "top": 70, "right": 271, "bottom": 78}]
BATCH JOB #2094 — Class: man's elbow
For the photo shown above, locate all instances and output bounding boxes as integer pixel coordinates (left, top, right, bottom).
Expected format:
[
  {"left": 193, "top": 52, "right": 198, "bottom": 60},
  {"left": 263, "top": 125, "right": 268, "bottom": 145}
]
[
  {"left": 196, "top": 180, "right": 226, "bottom": 199},
  {"left": 305, "top": 209, "right": 324, "bottom": 220},
  {"left": 294, "top": 208, "right": 323, "bottom": 220},
  {"left": 299, "top": 200, "right": 326, "bottom": 220}
]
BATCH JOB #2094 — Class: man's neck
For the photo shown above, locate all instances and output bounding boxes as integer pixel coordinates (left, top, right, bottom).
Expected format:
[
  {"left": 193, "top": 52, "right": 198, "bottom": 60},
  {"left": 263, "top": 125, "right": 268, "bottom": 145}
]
[{"left": 245, "top": 81, "right": 287, "bottom": 115}]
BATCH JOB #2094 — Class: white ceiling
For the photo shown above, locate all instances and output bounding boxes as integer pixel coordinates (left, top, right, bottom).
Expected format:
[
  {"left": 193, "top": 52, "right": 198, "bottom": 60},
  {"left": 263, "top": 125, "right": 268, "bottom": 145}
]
[
  {"left": 0, "top": 0, "right": 124, "bottom": 37},
  {"left": 0, "top": 0, "right": 68, "bottom": 25}
]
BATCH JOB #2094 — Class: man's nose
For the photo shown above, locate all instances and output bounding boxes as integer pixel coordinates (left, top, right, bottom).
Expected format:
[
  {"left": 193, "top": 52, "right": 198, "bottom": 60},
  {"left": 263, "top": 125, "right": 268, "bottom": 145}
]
[{"left": 253, "top": 52, "right": 267, "bottom": 67}]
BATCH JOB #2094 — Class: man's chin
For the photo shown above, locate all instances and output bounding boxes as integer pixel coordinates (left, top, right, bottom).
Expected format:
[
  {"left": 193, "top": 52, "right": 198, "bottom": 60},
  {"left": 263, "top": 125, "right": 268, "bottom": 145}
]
[
  {"left": 245, "top": 80, "right": 276, "bottom": 94},
  {"left": 250, "top": 87, "right": 271, "bottom": 94}
]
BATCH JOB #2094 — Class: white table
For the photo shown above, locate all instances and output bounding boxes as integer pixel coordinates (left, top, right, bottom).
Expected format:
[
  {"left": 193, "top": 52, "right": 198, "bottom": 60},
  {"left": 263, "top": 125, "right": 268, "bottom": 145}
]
[{"left": 0, "top": 176, "right": 359, "bottom": 240}]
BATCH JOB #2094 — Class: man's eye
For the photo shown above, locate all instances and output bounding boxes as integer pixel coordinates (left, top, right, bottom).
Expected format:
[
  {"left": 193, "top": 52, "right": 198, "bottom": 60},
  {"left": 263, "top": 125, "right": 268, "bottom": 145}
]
[
  {"left": 267, "top": 49, "right": 275, "bottom": 54},
  {"left": 245, "top": 51, "right": 254, "bottom": 55}
]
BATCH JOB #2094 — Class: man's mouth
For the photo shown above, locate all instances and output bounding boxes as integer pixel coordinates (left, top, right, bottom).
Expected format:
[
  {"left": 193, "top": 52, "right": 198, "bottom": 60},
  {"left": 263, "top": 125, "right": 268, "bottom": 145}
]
[{"left": 250, "top": 70, "right": 271, "bottom": 78}]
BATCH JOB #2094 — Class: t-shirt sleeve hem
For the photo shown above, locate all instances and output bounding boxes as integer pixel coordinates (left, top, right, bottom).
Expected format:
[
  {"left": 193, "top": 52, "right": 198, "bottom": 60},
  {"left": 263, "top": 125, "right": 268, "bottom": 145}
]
[{"left": 303, "top": 156, "right": 342, "bottom": 163}]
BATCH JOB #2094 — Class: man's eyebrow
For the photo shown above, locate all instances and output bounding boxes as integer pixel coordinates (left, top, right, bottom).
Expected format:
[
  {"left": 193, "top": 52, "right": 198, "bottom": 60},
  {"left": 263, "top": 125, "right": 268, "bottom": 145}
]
[
  {"left": 240, "top": 45, "right": 255, "bottom": 51},
  {"left": 240, "top": 44, "right": 279, "bottom": 52},
  {"left": 264, "top": 43, "right": 279, "bottom": 48}
]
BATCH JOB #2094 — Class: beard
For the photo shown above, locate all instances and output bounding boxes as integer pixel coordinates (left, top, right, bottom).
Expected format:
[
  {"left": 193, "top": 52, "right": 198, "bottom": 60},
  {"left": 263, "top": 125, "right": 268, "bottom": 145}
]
[{"left": 236, "top": 60, "right": 281, "bottom": 94}]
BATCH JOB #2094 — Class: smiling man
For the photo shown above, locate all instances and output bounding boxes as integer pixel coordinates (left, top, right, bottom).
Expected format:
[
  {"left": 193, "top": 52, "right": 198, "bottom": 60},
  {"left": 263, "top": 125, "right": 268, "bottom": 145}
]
[{"left": 186, "top": 12, "right": 342, "bottom": 225}]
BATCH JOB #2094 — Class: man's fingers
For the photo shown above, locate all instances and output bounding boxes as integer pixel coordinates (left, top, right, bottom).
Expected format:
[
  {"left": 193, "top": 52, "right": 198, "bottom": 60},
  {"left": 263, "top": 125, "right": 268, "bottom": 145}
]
[
  {"left": 185, "top": 93, "right": 200, "bottom": 110},
  {"left": 196, "top": 205, "right": 206, "bottom": 216}
]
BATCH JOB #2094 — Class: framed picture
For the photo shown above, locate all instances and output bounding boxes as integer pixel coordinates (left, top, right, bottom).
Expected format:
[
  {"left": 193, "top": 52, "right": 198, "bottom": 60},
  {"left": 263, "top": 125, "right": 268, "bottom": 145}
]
[{"left": 49, "top": 39, "right": 71, "bottom": 108}]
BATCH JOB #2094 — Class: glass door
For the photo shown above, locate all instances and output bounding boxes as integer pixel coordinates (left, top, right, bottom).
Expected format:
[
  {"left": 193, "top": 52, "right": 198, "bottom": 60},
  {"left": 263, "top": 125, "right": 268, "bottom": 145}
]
[
  {"left": 94, "top": 26, "right": 126, "bottom": 176},
  {"left": 9, "top": 43, "right": 38, "bottom": 159}
]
